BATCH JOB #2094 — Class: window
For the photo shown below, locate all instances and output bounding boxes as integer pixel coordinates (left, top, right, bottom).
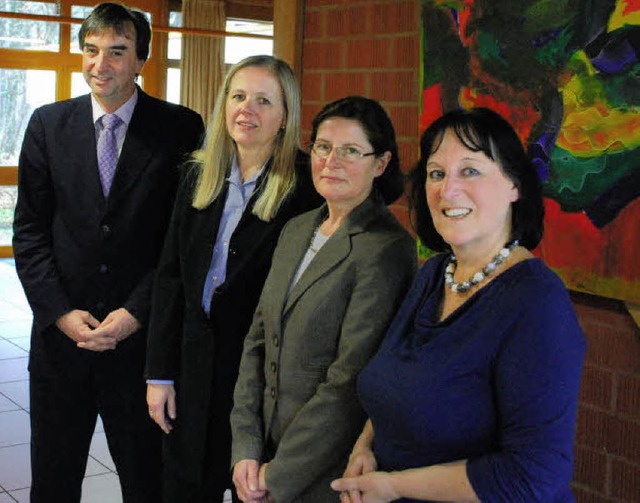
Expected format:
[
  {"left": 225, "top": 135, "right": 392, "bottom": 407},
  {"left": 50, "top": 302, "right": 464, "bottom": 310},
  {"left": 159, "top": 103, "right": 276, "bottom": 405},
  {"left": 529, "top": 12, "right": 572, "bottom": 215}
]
[
  {"left": 0, "top": 1, "right": 276, "bottom": 255},
  {"left": 166, "top": 10, "right": 182, "bottom": 104},
  {"left": 0, "top": 186, "right": 17, "bottom": 248},
  {"left": 0, "top": 1, "right": 59, "bottom": 51},
  {"left": 225, "top": 18, "right": 273, "bottom": 65},
  {"left": 0, "top": 0, "right": 162, "bottom": 255},
  {"left": 0, "top": 69, "right": 56, "bottom": 167},
  {"left": 0, "top": 1, "right": 60, "bottom": 251},
  {"left": 69, "top": 5, "right": 94, "bottom": 53},
  {"left": 165, "top": 13, "right": 274, "bottom": 104}
]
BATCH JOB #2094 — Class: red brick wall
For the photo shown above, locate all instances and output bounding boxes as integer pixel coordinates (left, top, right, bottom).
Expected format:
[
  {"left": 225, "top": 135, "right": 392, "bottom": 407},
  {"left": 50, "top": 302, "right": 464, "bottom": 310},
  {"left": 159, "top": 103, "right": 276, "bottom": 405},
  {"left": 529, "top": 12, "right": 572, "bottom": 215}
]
[
  {"left": 572, "top": 292, "right": 640, "bottom": 502},
  {"left": 301, "top": 0, "right": 419, "bottom": 229},
  {"left": 300, "top": 1, "right": 640, "bottom": 501}
]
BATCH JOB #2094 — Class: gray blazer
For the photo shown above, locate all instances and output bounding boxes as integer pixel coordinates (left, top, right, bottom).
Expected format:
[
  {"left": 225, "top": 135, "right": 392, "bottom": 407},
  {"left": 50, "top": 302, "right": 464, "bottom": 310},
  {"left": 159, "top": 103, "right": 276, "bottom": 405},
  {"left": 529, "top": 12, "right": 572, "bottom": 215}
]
[{"left": 231, "top": 192, "right": 417, "bottom": 502}]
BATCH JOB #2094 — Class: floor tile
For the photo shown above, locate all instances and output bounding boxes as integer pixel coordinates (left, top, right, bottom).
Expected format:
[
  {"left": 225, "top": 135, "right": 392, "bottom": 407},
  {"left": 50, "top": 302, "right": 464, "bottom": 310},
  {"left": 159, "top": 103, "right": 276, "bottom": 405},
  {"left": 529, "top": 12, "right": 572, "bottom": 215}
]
[
  {"left": 0, "top": 381, "right": 29, "bottom": 411},
  {"left": 89, "top": 432, "right": 116, "bottom": 472},
  {"left": 0, "top": 297, "right": 30, "bottom": 315},
  {"left": 0, "top": 443, "right": 30, "bottom": 491},
  {"left": 0, "top": 341, "right": 27, "bottom": 360},
  {"left": 5, "top": 338, "right": 29, "bottom": 353},
  {"left": 7, "top": 488, "right": 26, "bottom": 503},
  {"left": 0, "top": 287, "right": 26, "bottom": 308},
  {"left": 0, "top": 321, "right": 31, "bottom": 340},
  {"left": 0, "top": 268, "right": 28, "bottom": 312},
  {"left": 0, "top": 358, "right": 28, "bottom": 384},
  {"left": 0, "top": 259, "right": 122, "bottom": 498},
  {"left": 95, "top": 415, "right": 104, "bottom": 434},
  {"left": 0, "top": 296, "right": 30, "bottom": 314},
  {"left": 81, "top": 473, "right": 122, "bottom": 503},
  {"left": 0, "top": 307, "right": 30, "bottom": 324},
  {"left": 0, "top": 439, "right": 112, "bottom": 495},
  {"left": 0, "top": 410, "right": 30, "bottom": 447},
  {"left": 0, "top": 393, "right": 20, "bottom": 413},
  {"left": 86, "top": 456, "right": 112, "bottom": 477}
]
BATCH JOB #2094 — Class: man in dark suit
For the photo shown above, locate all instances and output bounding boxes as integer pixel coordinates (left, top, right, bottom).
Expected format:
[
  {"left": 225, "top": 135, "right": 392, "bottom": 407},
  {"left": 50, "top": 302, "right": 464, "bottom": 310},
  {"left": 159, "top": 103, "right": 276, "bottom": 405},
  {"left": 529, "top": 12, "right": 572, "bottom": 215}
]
[{"left": 12, "top": 3, "right": 205, "bottom": 502}]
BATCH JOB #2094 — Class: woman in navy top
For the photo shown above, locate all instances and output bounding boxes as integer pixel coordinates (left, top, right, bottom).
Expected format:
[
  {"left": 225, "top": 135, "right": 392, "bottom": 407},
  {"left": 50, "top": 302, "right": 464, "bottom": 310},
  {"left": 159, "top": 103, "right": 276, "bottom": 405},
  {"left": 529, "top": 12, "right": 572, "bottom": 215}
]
[{"left": 332, "top": 108, "right": 586, "bottom": 502}]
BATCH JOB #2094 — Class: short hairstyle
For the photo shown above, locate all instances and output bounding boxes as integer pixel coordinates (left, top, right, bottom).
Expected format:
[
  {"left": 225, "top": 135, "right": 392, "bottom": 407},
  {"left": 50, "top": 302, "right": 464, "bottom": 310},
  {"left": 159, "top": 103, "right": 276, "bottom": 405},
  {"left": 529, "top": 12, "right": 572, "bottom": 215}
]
[
  {"left": 310, "top": 96, "right": 404, "bottom": 205},
  {"left": 192, "top": 55, "right": 302, "bottom": 221},
  {"left": 79, "top": 2, "right": 151, "bottom": 61},
  {"left": 409, "top": 107, "right": 544, "bottom": 251}
]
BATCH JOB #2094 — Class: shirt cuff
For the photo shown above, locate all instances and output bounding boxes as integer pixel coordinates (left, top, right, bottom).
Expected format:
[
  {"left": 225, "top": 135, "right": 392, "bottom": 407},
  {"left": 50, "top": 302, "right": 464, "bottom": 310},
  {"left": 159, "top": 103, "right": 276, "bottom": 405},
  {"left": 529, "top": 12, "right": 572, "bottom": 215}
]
[{"left": 146, "top": 379, "right": 174, "bottom": 385}]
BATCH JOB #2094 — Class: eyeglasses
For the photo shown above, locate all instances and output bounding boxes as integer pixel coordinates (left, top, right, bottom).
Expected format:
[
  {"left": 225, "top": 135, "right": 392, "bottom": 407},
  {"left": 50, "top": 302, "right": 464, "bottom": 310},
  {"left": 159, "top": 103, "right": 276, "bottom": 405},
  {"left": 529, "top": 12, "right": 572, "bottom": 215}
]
[{"left": 309, "top": 142, "right": 376, "bottom": 162}]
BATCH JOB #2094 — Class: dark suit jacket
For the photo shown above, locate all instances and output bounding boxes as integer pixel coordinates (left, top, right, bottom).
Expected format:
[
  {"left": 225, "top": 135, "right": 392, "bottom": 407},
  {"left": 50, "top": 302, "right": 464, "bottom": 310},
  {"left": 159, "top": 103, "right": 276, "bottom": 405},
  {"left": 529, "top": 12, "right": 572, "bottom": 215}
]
[
  {"left": 13, "top": 89, "right": 205, "bottom": 369},
  {"left": 231, "top": 192, "right": 417, "bottom": 502},
  {"left": 144, "top": 152, "right": 323, "bottom": 487}
]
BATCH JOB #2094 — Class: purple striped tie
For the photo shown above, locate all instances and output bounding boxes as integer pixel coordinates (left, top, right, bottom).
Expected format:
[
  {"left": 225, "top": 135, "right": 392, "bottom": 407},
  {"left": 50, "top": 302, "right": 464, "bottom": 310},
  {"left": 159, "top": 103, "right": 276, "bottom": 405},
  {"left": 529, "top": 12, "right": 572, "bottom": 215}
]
[{"left": 97, "top": 114, "right": 121, "bottom": 196}]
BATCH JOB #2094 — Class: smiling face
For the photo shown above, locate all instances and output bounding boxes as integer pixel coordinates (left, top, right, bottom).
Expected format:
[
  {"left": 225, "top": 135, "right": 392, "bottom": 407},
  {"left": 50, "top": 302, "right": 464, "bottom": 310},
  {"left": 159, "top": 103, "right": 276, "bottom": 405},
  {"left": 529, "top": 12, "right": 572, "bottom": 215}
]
[
  {"left": 82, "top": 27, "right": 144, "bottom": 112},
  {"left": 425, "top": 129, "right": 519, "bottom": 258},
  {"left": 225, "top": 66, "right": 285, "bottom": 155},
  {"left": 312, "top": 117, "right": 389, "bottom": 211}
]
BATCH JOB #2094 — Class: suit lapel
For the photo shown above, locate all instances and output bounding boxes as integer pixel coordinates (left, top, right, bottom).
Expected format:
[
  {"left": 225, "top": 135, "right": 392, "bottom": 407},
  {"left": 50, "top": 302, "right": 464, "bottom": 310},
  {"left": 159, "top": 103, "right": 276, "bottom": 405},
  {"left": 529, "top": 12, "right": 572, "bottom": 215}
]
[
  {"left": 59, "top": 95, "right": 106, "bottom": 210},
  {"left": 282, "top": 228, "right": 350, "bottom": 317},
  {"left": 265, "top": 209, "right": 323, "bottom": 321},
  {"left": 108, "top": 90, "right": 154, "bottom": 204},
  {"left": 282, "top": 194, "right": 382, "bottom": 317},
  {"left": 194, "top": 191, "right": 227, "bottom": 305}
]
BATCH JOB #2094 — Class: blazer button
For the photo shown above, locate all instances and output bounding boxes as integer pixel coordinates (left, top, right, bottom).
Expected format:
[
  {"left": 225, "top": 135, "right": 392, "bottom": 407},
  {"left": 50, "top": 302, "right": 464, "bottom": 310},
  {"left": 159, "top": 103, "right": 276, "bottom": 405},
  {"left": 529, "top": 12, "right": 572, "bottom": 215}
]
[
  {"left": 273, "top": 336, "right": 279, "bottom": 347},
  {"left": 102, "top": 224, "right": 111, "bottom": 233},
  {"left": 270, "top": 387, "right": 276, "bottom": 398},
  {"left": 99, "top": 264, "right": 108, "bottom": 273},
  {"left": 270, "top": 362, "right": 276, "bottom": 373}
]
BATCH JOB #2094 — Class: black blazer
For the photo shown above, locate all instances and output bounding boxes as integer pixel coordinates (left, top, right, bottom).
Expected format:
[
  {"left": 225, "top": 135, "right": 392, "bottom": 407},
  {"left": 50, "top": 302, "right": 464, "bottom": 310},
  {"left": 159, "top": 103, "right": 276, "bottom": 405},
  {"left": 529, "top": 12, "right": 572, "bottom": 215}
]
[
  {"left": 13, "top": 90, "right": 205, "bottom": 356},
  {"left": 144, "top": 152, "right": 323, "bottom": 485}
]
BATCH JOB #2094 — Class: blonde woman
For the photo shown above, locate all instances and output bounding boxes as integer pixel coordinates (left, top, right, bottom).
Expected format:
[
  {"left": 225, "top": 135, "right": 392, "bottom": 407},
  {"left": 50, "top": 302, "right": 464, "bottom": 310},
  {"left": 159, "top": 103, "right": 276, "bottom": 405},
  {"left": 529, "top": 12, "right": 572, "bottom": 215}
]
[{"left": 145, "top": 55, "right": 322, "bottom": 502}]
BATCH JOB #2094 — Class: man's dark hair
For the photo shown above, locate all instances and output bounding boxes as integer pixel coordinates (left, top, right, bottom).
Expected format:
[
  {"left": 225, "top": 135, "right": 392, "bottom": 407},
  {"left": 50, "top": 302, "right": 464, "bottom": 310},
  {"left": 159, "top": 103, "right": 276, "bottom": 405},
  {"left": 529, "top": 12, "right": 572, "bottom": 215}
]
[{"left": 79, "top": 2, "right": 151, "bottom": 61}]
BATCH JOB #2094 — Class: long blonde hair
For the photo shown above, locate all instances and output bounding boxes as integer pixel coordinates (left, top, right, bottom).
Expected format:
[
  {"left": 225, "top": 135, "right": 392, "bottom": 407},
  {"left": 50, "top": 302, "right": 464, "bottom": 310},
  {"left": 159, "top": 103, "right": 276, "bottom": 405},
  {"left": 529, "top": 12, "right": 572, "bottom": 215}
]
[{"left": 191, "top": 55, "right": 301, "bottom": 221}]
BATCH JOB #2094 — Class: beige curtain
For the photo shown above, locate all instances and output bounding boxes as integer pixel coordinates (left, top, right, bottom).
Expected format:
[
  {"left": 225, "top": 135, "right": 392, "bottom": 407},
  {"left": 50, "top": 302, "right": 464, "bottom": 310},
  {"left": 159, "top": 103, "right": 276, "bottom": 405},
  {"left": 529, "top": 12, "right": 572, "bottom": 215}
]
[{"left": 180, "top": 0, "right": 225, "bottom": 124}]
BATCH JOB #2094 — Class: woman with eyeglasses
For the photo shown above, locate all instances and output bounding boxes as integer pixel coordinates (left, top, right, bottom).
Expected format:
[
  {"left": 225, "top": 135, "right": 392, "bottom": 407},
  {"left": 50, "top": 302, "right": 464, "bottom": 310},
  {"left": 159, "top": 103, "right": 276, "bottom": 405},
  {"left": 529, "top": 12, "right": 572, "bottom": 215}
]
[{"left": 230, "top": 96, "right": 417, "bottom": 502}]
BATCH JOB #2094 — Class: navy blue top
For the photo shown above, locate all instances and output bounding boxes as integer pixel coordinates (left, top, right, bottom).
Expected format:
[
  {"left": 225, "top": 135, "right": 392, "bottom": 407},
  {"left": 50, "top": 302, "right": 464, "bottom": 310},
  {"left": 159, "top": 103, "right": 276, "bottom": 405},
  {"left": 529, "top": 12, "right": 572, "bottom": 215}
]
[{"left": 358, "top": 254, "right": 585, "bottom": 502}]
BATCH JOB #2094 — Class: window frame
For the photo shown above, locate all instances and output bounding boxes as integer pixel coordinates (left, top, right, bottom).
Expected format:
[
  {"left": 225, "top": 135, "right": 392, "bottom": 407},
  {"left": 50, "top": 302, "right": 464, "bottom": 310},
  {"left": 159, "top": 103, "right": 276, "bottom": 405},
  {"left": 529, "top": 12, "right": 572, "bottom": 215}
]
[{"left": 0, "top": 0, "right": 303, "bottom": 257}]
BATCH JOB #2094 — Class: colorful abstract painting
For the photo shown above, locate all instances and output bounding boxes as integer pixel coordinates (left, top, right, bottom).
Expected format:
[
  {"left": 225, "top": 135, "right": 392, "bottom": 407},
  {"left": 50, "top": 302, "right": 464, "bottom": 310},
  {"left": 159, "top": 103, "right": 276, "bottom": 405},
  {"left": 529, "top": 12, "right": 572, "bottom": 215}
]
[{"left": 420, "top": 0, "right": 640, "bottom": 303}]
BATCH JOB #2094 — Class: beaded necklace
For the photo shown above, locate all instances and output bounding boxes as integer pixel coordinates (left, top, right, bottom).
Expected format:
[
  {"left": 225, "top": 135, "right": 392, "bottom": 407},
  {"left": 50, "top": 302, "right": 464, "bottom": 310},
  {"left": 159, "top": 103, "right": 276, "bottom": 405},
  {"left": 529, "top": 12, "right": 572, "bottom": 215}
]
[{"left": 445, "top": 240, "right": 519, "bottom": 293}]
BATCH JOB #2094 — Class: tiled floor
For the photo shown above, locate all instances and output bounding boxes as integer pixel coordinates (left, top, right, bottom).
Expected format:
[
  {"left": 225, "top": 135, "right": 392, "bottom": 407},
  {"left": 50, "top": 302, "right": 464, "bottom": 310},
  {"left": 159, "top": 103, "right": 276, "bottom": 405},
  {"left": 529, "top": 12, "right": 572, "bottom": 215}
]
[
  {"left": 0, "top": 259, "right": 122, "bottom": 502},
  {"left": 0, "top": 259, "right": 233, "bottom": 502}
]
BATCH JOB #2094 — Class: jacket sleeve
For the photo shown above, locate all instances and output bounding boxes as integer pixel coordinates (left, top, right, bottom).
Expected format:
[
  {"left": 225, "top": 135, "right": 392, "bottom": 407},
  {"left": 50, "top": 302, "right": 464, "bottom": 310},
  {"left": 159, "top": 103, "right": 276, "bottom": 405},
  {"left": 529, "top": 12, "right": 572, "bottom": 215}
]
[
  {"left": 144, "top": 170, "right": 194, "bottom": 379},
  {"left": 265, "top": 232, "right": 417, "bottom": 502},
  {"left": 123, "top": 109, "right": 205, "bottom": 327},
  {"left": 13, "top": 109, "right": 73, "bottom": 329}
]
